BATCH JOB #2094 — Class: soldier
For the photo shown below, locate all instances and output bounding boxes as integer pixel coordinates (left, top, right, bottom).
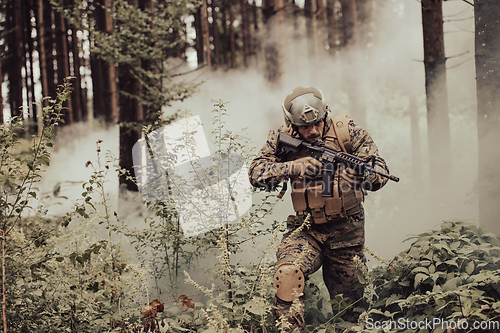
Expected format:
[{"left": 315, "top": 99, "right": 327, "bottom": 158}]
[{"left": 248, "top": 87, "right": 391, "bottom": 332}]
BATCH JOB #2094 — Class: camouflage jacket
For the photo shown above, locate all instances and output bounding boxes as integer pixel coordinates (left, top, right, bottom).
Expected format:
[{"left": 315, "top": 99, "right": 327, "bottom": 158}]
[{"left": 248, "top": 115, "right": 390, "bottom": 193}]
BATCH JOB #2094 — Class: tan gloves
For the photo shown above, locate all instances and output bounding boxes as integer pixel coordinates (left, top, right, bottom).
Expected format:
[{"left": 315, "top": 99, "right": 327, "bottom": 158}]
[
  {"left": 285, "top": 158, "right": 371, "bottom": 189},
  {"left": 341, "top": 167, "right": 366, "bottom": 189},
  {"left": 286, "top": 157, "right": 323, "bottom": 179}
]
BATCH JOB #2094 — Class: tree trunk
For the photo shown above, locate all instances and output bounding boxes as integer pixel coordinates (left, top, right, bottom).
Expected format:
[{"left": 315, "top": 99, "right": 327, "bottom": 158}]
[
  {"left": 240, "top": 0, "right": 252, "bottom": 66},
  {"left": 356, "top": 0, "right": 374, "bottom": 48},
  {"left": 43, "top": 0, "right": 57, "bottom": 101},
  {"left": 263, "top": 0, "right": 285, "bottom": 83},
  {"left": 201, "top": 0, "right": 211, "bottom": 68},
  {"left": 326, "top": 0, "right": 336, "bottom": 52},
  {"left": 475, "top": 0, "right": 500, "bottom": 233},
  {"left": 172, "top": 30, "right": 183, "bottom": 58},
  {"left": 118, "top": 0, "right": 142, "bottom": 192},
  {"left": 194, "top": 7, "right": 204, "bottom": 66},
  {"left": 220, "top": 0, "right": 229, "bottom": 66},
  {"left": 210, "top": 0, "right": 221, "bottom": 68},
  {"left": 139, "top": 0, "right": 160, "bottom": 124},
  {"left": 118, "top": 63, "right": 142, "bottom": 192},
  {"left": 69, "top": 27, "right": 83, "bottom": 123},
  {"left": 22, "top": 1, "right": 38, "bottom": 131},
  {"left": 36, "top": 0, "right": 49, "bottom": 104},
  {"left": 54, "top": 7, "right": 73, "bottom": 125},
  {"left": 421, "top": 0, "right": 451, "bottom": 191},
  {"left": 339, "top": 0, "right": 357, "bottom": 48},
  {"left": 7, "top": 0, "right": 24, "bottom": 118},
  {"left": 339, "top": 0, "right": 365, "bottom": 125},
  {"left": 316, "top": 0, "right": 325, "bottom": 51},
  {"left": 92, "top": 0, "right": 118, "bottom": 124},
  {"left": 89, "top": 56, "right": 104, "bottom": 118},
  {"left": 228, "top": 0, "right": 236, "bottom": 68},
  {"left": 252, "top": 0, "right": 258, "bottom": 31},
  {"left": 304, "top": 0, "right": 316, "bottom": 58},
  {"left": 316, "top": 0, "right": 324, "bottom": 22}
]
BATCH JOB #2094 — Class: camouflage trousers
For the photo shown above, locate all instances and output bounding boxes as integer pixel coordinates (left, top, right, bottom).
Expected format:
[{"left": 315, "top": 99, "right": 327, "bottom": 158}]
[{"left": 272, "top": 210, "right": 366, "bottom": 332}]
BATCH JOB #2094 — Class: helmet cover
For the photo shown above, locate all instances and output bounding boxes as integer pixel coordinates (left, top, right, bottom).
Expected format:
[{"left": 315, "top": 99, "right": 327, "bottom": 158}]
[{"left": 282, "top": 87, "right": 328, "bottom": 126}]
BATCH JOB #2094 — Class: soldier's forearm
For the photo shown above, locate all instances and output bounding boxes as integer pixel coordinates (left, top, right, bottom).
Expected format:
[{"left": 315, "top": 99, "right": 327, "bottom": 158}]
[
  {"left": 363, "top": 162, "right": 390, "bottom": 191},
  {"left": 249, "top": 160, "right": 289, "bottom": 189}
]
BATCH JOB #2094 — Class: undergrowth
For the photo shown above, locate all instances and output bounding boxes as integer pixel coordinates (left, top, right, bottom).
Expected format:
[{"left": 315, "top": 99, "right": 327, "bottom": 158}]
[{"left": 2, "top": 90, "right": 500, "bottom": 333}]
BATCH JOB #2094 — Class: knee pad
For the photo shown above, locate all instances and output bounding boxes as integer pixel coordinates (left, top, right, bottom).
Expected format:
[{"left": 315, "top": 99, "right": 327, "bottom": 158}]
[{"left": 273, "top": 263, "right": 305, "bottom": 302}]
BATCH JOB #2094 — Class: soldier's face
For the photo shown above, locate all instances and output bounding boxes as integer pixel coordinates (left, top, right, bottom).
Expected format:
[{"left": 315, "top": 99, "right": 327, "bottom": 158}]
[{"left": 297, "top": 119, "right": 324, "bottom": 142}]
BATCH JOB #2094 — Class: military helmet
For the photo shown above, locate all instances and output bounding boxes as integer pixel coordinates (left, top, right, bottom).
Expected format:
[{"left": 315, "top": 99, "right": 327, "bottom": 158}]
[{"left": 282, "top": 87, "right": 328, "bottom": 126}]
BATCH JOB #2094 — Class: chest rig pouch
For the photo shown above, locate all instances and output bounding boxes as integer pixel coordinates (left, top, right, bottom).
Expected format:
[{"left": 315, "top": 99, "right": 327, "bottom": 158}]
[{"left": 285, "top": 114, "right": 364, "bottom": 224}]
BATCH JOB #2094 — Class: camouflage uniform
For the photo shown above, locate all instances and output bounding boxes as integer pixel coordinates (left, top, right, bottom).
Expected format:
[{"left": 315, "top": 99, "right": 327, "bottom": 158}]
[{"left": 248, "top": 115, "right": 389, "bottom": 331}]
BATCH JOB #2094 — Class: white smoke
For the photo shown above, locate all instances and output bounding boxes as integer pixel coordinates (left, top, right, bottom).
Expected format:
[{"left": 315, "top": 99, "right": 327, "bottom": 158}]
[{"left": 34, "top": 0, "right": 476, "bottom": 280}]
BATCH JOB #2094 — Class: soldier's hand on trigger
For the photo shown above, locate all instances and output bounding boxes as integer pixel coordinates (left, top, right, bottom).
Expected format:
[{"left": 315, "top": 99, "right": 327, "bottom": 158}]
[
  {"left": 341, "top": 167, "right": 365, "bottom": 189},
  {"left": 286, "top": 157, "right": 323, "bottom": 179}
]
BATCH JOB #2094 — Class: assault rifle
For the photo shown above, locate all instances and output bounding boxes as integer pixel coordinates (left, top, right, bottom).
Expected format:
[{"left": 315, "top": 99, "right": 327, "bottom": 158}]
[{"left": 275, "top": 132, "right": 399, "bottom": 197}]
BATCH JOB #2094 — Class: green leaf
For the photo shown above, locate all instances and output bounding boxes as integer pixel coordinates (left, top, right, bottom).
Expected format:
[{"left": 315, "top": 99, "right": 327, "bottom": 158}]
[
  {"left": 419, "top": 260, "right": 432, "bottom": 267},
  {"left": 465, "top": 261, "right": 475, "bottom": 275},
  {"left": 399, "top": 280, "right": 410, "bottom": 287},
  {"left": 430, "top": 272, "right": 443, "bottom": 283},
  {"left": 411, "top": 267, "right": 429, "bottom": 275},
  {"left": 221, "top": 302, "right": 233, "bottom": 309},
  {"left": 385, "top": 294, "right": 400, "bottom": 307},
  {"left": 442, "top": 277, "right": 460, "bottom": 292},
  {"left": 472, "top": 272, "right": 489, "bottom": 283},
  {"left": 433, "top": 285, "right": 443, "bottom": 294},
  {"left": 445, "top": 259, "right": 458, "bottom": 268},
  {"left": 368, "top": 308, "right": 385, "bottom": 316},
  {"left": 38, "top": 155, "right": 50, "bottom": 166},
  {"left": 414, "top": 273, "right": 429, "bottom": 288}
]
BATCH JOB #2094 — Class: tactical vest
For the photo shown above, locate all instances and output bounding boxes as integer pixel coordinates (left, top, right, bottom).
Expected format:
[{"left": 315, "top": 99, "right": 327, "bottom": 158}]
[{"left": 285, "top": 114, "right": 364, "bottom": 224}]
